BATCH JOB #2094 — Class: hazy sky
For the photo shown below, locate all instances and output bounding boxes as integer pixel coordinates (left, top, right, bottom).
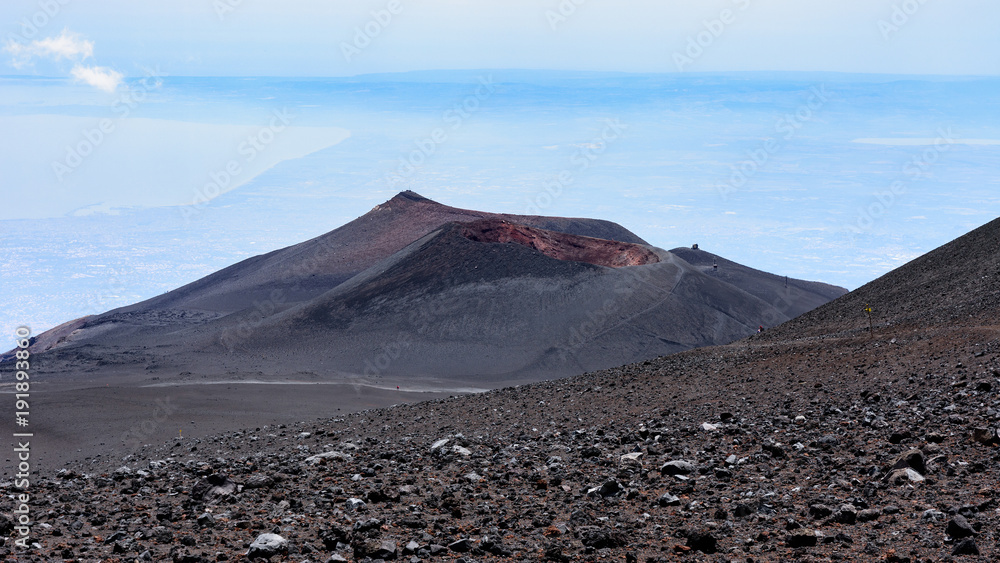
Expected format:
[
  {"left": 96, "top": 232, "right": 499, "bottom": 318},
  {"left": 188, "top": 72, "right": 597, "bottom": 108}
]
[{"left": 2, "top": 0, "right": 998, "bottom": 78}]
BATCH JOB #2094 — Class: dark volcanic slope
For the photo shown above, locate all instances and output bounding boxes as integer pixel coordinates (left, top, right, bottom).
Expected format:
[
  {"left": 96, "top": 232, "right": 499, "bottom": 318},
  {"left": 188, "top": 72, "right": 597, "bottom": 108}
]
[
  {"left": 16, "top": 218, "right": 1000, "bottom": 563},
  {"left": 766, "top": 216, "right": 1000, "bottom": 341},
  {"left": 177, "top": 223, "right": 798, "bottom": 382},
  {"left": 670, "top": 246, "right": 847, "bottom": 321}
]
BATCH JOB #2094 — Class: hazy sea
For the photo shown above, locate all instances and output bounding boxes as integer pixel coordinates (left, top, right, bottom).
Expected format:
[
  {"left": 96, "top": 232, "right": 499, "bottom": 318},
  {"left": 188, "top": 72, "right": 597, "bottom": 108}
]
[{"left": 3, "top": 70, "right": 1000, "bottom": 337}]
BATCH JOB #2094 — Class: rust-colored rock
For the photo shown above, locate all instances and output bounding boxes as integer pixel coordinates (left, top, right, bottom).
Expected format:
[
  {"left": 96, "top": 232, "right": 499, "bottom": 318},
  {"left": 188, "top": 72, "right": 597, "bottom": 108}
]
[{"left": 458, "top": 218, "right": 659, "bottom": 268}]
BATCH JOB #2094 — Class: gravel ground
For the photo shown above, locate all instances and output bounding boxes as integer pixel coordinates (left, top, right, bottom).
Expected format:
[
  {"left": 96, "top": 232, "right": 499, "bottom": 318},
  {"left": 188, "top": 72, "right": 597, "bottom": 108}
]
[{"left": 5, "top": 314, "right": 998, "bottom": 562}]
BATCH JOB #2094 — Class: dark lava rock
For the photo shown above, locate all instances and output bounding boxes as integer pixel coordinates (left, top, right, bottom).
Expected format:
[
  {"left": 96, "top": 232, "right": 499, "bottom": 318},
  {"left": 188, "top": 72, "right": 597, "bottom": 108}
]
[
  {"left": 151, "top": 526, "right": 173, "bottom": 543},
  {"left": 196, "top": 512, "right": 214, "bottom": 528},
  {"left": 543, "top": 542, "right": 569, "bottom": 562},
  {"left": 578, "top": 526, "right": 627, "bottom": 549},
  {"left": 946, "top": 515, "right": 976, "bottom": 539},
  {"left": 830, "top": 504, "right": 858, "bottom": 525},
  {"left": 886, "top": 467, "right": 925, "bottom": 485},
  {"left": 370, "top": 540, "right": 398, "bottom": 560},
  {"left": 679, "top": 528, "right": 717, "bottom": 554},
  {"left": 809, "top": 504, "right": 834, "bottom": 519},
  {"left": 787, "top": 529, "right": 818, "bottom": 547},
  {"left": 319, "top": 525, "right": 349, "bottom": 550},
  {"left": 888, "top": 430, "right": 912, "bottom": 444},
  {"left": 857, "top": 508, "right": 881, "bottom": 523},
  {"left": 595, "top": 479, "right": 622, "bottom": 497},
  {"left": 972, "top": 427, "right": 1000, "bottom": 446},
  {"left": 191, "top": 474, "right": 237, "bottom": 503},
  {"left": 659, "top": 493, "right": 681, "bottom": 507},
  {"left": 926, "top": 432, "right": 946, "bottom": 443},
  {"left": 660, "top": 460, "right": 696, "bottom": 475},
  {"left": 169, "top": 547, "right": 201, "bottom": 563},
  {"left": 952, "top": 538, "right": 980, "bottom": 556},
  {"left": 448, "top": 538, "right": 473, "bottom": 553},
  {"left": 816, "top": 434, "right": 840, "bottom": 449},
  {"left": 243, "top": 474, "right": 275, "bottom": 489},
  {"left": 891, "top": 449, "right": 926, "bottom": 475},
  {"left": 762, "top": 442, "right": 787, "bottom": 458}
]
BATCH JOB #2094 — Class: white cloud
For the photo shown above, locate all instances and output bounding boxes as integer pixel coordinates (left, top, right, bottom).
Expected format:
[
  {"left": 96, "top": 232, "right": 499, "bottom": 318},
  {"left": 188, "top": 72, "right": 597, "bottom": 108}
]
[
  {"left": 5, "top": 29, "right": 122, "bottom": 92},
  {"left": 70, "top": 65, "right": 123, "bottom": 93},
  {"left": 4, "top": 29, "right": 94, "bottom": 68}
]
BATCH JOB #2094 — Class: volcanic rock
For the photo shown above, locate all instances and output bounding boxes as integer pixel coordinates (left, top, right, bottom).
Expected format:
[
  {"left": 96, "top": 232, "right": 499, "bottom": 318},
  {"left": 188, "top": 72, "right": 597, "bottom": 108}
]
[
  {"left": 191, "top": 474, "right": 237, "bottom": 503},
  {"left": 660, "top": 460, "right": 696, "bottom": 476},
  {"left": 246, "top": 533, "right": 287, "bottom": 559},
  {"left": 952, "top": 538, "right": 980, "bottom": 556},
  {"left": 947, "top": 515, "right": 976, "bottom": 539},
  {"left": 787, "top": 529, "right": 818, "bottom": 548}
]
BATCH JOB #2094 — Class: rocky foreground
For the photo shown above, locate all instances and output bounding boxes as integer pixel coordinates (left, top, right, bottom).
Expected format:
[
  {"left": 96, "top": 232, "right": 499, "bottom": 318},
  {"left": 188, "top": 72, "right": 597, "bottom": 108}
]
[{"left": 3, "top": 315, "right": 999, "bottom": 562}]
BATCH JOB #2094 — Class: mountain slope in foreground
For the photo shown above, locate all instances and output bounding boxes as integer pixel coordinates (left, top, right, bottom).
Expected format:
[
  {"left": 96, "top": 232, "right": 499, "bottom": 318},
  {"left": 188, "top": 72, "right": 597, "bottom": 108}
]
[
  {"left": 7, "top": 220, "right": 999, "bottom": 561},
  {"left": 21, "top": 192, "right": 845, "bottom": 385}
]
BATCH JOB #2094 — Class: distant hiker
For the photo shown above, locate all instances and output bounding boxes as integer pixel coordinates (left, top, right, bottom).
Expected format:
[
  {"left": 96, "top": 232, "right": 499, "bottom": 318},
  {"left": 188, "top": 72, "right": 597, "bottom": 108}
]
[{"left": 757, "top": 325, "right": 764, "bottom": 333}]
